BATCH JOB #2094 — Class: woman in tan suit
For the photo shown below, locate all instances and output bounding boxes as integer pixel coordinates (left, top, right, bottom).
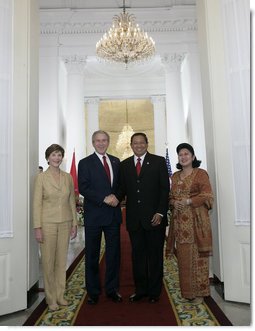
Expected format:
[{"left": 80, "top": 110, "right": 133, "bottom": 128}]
[{"left": 33, "top": 144, "right": 78, "bottom": 311}]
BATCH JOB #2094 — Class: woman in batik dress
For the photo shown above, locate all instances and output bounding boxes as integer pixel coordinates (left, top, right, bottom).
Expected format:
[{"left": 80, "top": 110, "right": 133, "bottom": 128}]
[{"left": 166, "top": 143, "right": 214, "bottom": 305}]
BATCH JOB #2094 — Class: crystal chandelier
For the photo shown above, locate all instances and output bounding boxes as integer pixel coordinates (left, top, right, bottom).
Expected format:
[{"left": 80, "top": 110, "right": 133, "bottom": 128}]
[
  {"left": 116, "top": 100, "right": 134, "bottom": 160},
  {"left": 96, "top": 0, "right": 156, "bottom": 66}
]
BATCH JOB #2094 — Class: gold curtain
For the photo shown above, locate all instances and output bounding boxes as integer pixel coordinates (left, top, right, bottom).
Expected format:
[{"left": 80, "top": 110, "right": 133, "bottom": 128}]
[{"left": 99, "top": 99, "right": 155, "bottom": 160}]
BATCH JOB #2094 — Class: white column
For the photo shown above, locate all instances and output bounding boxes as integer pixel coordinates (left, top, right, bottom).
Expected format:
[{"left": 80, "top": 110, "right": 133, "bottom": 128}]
[
  {"left": 151, "top": 96, "right": 166, "bottom": 157},
  {"left": 39, "top": 52, "right": 60, "bottom": 168},
  {"left": 161, "top": 53, "right": 186, "bottom": 164},
  {"left": 64, "top": 55, "right": 87, "bottom": 170},
  {"left": 85, "top": 97, "right": 100, "bottom": 155},
  {"left": 184, "top": 52, "right": 207, "bottom": 169}
]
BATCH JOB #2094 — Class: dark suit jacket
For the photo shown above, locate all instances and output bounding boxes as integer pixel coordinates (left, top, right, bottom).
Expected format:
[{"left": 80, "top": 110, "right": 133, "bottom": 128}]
[
  {"left": 78, "top": 153, "right": 122, "bottom": 226},
  {"left": 117, "top": 152, "right": 170, "bottom": 231}
]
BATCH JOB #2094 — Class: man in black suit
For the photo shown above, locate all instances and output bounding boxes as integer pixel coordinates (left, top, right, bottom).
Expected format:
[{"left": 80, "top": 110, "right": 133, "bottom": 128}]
[
  {"left": 78, "top": 130, "right": 122, "bottom": 304},
  {"left": 116, "top": 132, "right": 170, "bottom": 303}
]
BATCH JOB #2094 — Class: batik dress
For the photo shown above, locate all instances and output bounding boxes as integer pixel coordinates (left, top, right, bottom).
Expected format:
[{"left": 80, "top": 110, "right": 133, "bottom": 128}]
[{"left": 167, "top": 168, "right": 214, "bottom": 299}]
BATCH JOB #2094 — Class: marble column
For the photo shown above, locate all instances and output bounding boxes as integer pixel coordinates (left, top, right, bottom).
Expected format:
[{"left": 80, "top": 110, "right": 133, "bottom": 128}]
[
  {"left": 64, "top": 55, "right": 87, "bottom": 169},
  {"left": 85, "top": 97, "right": 100, "bottom": 155},
  {"left": 151, "top": 95, "right": 166, "bottom": 157},
  {"left": 161, "top": 53, "right": 186, "bottom": 164}
]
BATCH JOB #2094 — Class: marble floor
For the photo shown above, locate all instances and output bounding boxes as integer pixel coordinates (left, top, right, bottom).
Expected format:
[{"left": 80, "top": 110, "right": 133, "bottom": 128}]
[{"left": 0, "top": 226, "right": 251, "bottom": 327}]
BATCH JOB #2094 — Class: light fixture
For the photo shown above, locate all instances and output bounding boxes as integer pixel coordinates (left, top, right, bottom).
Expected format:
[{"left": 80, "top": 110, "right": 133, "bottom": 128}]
[
  {"left": 96, "top": 0, "right": 156, "bottom": 66},
  {"left": 116, "top": 100, "right": 134, "bottom": 160}
]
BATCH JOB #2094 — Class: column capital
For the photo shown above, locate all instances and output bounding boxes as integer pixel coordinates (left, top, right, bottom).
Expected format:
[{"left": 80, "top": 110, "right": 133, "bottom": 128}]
[
  {"left": 161, "top": 53, "right": 186, "bottom": 72},
  {"left": 151, "top": 95, "right": 166, "bottom": 105},
  {"left": 84, "top": 97, "right": 100, "bottom": 105},
  {"left": 63, "top": 55, "right": 87, "bottom": 74}
]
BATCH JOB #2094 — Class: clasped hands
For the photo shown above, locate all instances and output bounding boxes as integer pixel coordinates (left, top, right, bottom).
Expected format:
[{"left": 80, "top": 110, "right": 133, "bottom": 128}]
[
  {"left": 104, "top": 194, "right": 119, "bottom": 207},
  {"left": 174, "top": 198, "right": 190, "bottom": 211}
]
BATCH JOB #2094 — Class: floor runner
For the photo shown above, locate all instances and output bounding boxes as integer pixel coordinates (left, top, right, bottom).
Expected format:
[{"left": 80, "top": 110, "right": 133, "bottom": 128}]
[
  {"left": 74, "top": 223, "right": 177, "bottom": 326},
  {"left": 24, "top": 223, "right": 232, "bottom": 326}
]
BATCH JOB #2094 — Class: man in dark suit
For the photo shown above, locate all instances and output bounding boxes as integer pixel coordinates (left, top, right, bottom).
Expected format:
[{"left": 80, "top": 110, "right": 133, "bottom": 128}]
[
  {"left": 116, "top": 132, "right": 170, "bottom": 303},
  {"left": 78, "top": 130, "right": 122, "bottom": 304}
]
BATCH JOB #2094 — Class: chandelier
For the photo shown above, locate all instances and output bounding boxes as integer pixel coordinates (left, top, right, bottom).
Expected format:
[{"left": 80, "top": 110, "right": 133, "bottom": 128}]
[
  {"left": 96, "top": 0, "right": 156, "bottom": 66},
  {"left": 116, "top": 100, "right": 134, "bottom": 160}
]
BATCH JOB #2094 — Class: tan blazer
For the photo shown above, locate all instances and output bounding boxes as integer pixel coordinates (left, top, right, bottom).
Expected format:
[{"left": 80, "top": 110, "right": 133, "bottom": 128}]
[{"left": 33, "top": 168, "right": 78, "bottom": 228}]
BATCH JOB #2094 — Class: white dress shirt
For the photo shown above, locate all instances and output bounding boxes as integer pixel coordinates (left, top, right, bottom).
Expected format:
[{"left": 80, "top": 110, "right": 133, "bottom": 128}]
[
  {"left": 134, "top": 153, "right": 147, "bottom": 166},
  {"left": 95, "top": 152, "right": 113, "bottom": 186}
]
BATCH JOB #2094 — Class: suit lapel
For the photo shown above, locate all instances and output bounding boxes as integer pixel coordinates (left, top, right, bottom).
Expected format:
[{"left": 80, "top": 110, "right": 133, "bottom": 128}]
[
  {"left": 59, "top": 170, "right": 65, "bottom": 190},
  {"left": 126, "top": 156, "right": 137, "bottom": 178},
  {"left": 139, "top": 153, "right": 151, "bottom": 178},
  {"left": 45, "top": 167, "right": 61, "bottom": 189},
  {"left": 92, "top": 152, "right": 110, "bottom": 183}
]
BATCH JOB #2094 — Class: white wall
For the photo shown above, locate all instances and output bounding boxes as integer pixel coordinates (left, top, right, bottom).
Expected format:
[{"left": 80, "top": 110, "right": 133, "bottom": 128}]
[
  {"left": 181, "top": 52, "right": 207, "bottom": 169},
  {"left": 197, "top": 0, "right": 250, "bottom": 303}
]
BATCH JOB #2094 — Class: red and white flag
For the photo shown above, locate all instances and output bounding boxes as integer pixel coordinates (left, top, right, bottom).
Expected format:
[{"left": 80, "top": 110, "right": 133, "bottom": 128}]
[{"left": 70, "top": 150, "right": 79, "bottom": 196}]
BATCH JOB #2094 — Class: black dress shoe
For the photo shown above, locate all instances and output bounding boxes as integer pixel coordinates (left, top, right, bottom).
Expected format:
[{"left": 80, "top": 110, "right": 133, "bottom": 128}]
[
  {"left": 87, "top": 296, "right": 98, "bottom": 305},
  {"left": 148, "top": 296, "right": 159, "bottom": 303},
  {"left": 107, "top": 292, "right": 123, "bottom": 303},
  {"left": 129, "top": 293, "right": 147, "bottom": 302}
]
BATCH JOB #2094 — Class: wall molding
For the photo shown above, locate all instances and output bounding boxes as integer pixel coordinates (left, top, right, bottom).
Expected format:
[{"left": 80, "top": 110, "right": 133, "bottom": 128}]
[{"left": 40, "top": 19, "right": 197, "bottom": 35}]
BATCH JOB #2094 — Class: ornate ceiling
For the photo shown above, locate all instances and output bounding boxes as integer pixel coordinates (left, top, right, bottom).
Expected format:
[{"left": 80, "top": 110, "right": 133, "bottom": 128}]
[
  {"left": 38, "top": 0, "right": 196, "bottom": 10},
  {"left": 38, "top": 0, "right": 197, "bottom": 153},
  {"left": 39, "top": 0, "right": 197, "bottom": 35},
  {"left": 39, "top": 0, "right": 197, "bottom": 78}
]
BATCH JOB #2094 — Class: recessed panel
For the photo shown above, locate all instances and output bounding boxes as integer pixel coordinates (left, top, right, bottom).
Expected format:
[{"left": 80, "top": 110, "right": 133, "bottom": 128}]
[{"left": 0, "top": 253, "right": 9, "bottom": 299}]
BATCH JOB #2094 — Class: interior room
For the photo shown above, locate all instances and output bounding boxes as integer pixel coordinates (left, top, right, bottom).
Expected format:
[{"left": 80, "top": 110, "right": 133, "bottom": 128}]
[{"left": 0, "top": 0, "right": 250, "bottom": 326}]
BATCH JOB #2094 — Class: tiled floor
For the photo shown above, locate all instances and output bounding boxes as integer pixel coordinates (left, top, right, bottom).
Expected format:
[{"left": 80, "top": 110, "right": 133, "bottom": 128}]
[{"left": 0, "top": 226, "right": 251, "bottom": 326}]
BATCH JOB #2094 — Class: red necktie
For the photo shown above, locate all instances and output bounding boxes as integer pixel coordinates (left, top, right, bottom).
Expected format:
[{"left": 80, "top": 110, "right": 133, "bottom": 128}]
[
  {"left": 103, "top": 156, "right": 111, "bottom": 182},
  {"left": 136, "top": 157, "right": 141, "bottom": 176}
]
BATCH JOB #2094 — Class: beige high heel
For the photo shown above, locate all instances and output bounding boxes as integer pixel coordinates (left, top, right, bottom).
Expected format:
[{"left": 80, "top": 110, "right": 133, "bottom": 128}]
[
  {"left": 48, "top": 303, "right": 59, "bottom": 311},
  {"left": 57, "top": 298, "right": 68, "bottom": 306}
]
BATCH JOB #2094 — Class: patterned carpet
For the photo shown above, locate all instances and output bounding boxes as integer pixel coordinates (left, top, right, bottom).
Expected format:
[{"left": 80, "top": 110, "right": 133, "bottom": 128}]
[{"left": 24, "top": 237, "right": 232, "bottom": 326}]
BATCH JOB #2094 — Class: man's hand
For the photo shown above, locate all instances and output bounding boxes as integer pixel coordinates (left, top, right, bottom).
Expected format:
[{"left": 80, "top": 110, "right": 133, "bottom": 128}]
[
  {"left": 104, "top": 194, "right": 119, "bottom": 207},
  {"left": 151, "top": 213, "right": 162, "bottom": 226}
]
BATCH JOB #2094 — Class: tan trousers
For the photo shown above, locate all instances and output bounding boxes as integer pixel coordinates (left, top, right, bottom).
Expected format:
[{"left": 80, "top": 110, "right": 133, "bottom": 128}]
[{"left": 40, "top": 221, "right": 72, "bottom": 305}]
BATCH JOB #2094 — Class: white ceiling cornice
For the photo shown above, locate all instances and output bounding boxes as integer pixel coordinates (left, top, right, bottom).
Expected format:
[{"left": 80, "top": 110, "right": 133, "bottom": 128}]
[
  {"left": 40, "top": 18, "right": 197, "bottom": 35},
  {"left": 40, "top": 6, "right": 197, "bottom": 35}
]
